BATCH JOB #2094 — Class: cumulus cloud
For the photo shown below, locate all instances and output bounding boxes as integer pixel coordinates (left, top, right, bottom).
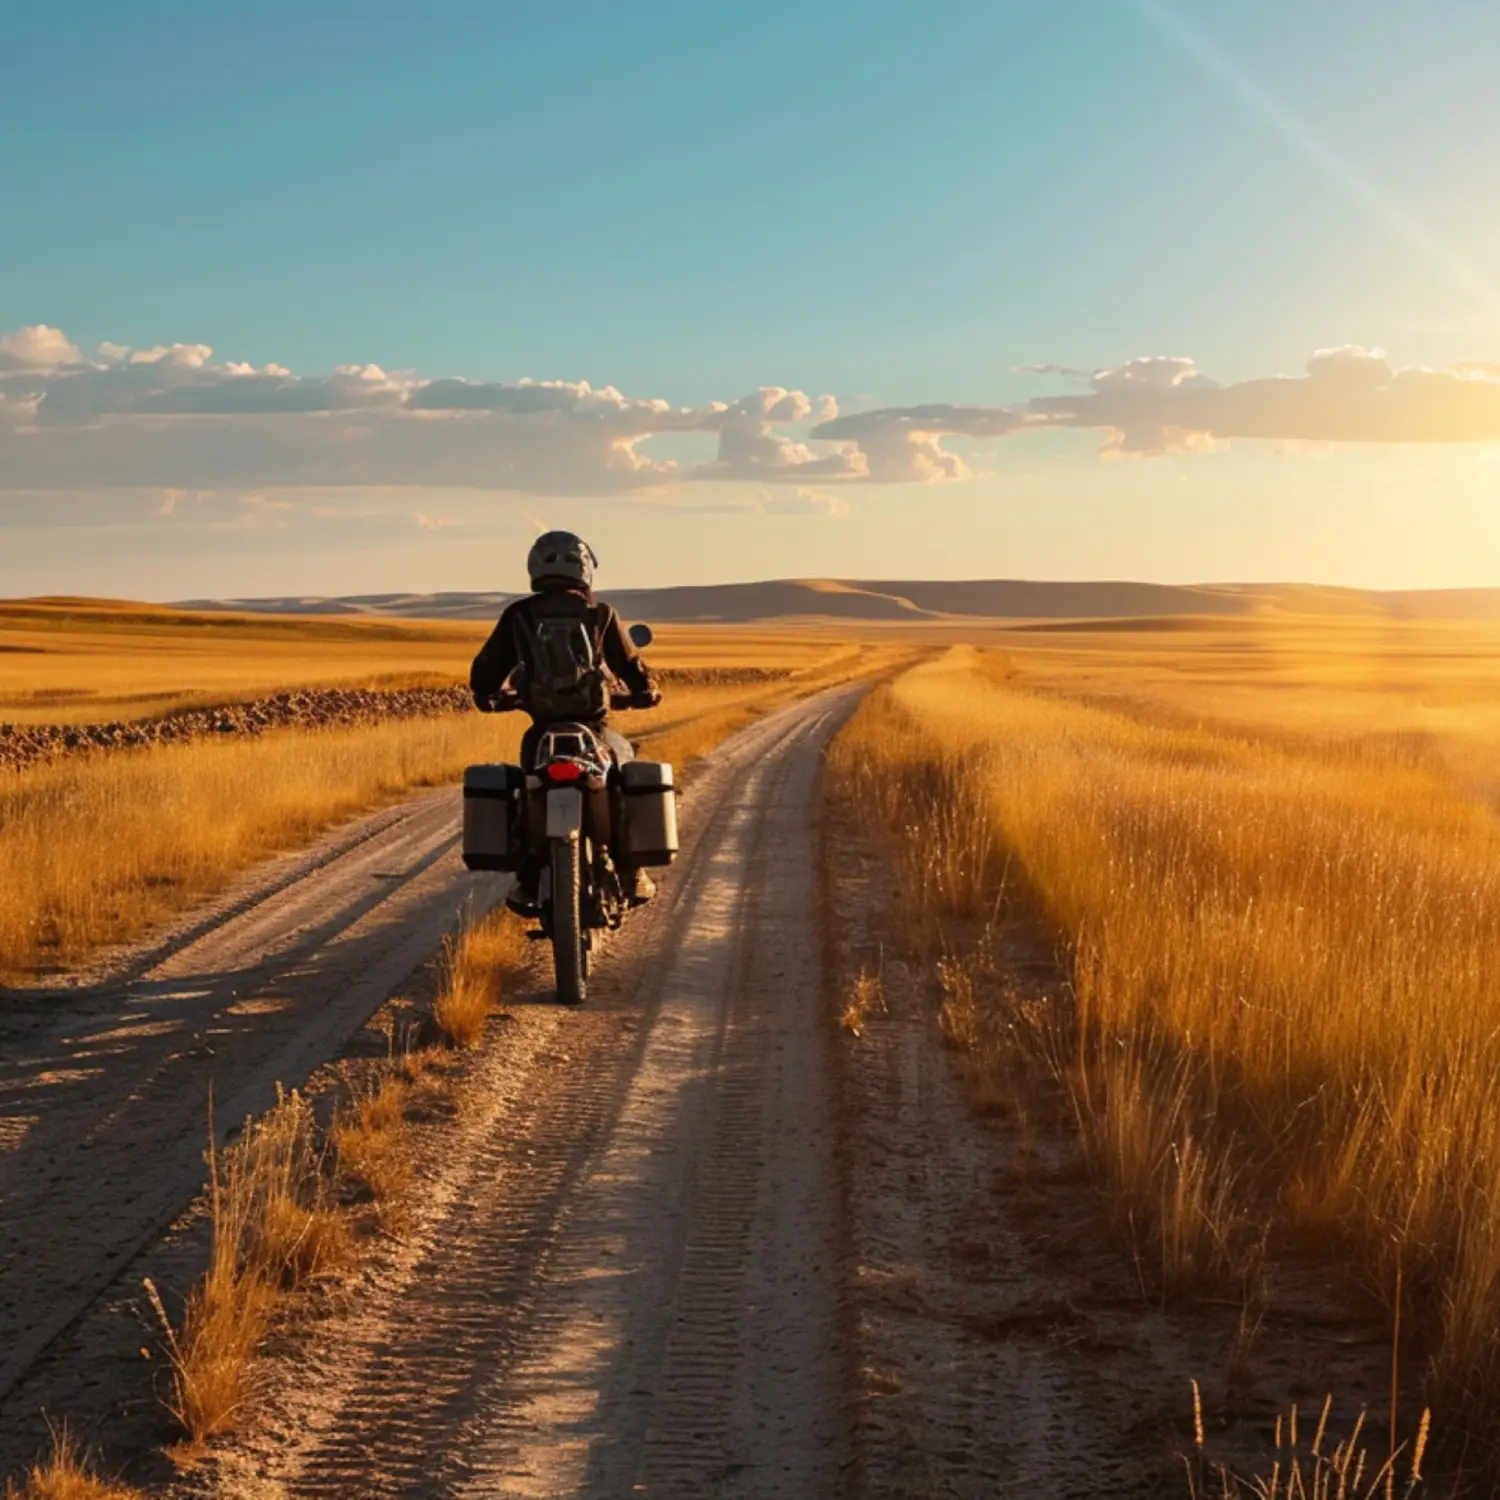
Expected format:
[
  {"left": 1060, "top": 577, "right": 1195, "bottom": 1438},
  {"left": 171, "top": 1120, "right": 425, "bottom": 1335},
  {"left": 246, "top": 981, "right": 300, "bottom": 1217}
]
[
  {"left": 1029, "top": 347, "right": 1500, "bottom": 454},
  {"left": 816, "top": 348, "right": 1500, "bottom": 464},
  {"left": 811, "top": 404, "right": 1027, "bottom": 481},
  {"left": 693, "top": 388, "right": 864, "bottom": 482},
  {"left": 0, "top": 325, "right": 84, "bottom": 371},
  {"left": 0, "top": 331, "right": 863, "bottom": 496},
  {"left": 7, "top": 328, "right": 1500, "bottom": 509}
]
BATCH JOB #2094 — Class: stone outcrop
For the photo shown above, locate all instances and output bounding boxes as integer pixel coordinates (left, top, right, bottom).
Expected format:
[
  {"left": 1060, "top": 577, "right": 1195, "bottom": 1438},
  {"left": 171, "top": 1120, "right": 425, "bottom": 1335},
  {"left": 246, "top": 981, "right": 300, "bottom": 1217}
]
[{"left": 0, "top": 685, "right": 472, "bottom": 774}]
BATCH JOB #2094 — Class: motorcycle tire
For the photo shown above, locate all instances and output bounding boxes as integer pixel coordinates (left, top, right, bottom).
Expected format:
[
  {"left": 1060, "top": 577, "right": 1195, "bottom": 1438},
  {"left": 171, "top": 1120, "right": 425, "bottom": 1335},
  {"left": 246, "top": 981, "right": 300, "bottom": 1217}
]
[{"left": 550, "top": 834, "right": 585, "bottom": 1005}]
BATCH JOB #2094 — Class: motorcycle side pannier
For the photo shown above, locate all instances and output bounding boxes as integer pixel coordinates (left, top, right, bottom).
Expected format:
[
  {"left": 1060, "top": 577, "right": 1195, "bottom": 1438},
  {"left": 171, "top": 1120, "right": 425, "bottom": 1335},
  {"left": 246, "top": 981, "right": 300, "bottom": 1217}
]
[
  {"left": 616, "top": 760, "right": 678, "bottom": 866},
  {"left": 463, "top": 763, "right": 526, "bottom": 871}
]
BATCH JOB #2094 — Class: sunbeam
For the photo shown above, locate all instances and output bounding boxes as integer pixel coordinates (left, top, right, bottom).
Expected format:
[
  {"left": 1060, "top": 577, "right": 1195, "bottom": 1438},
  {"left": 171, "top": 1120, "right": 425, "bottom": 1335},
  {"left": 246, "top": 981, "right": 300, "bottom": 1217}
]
[{"left": 1136, "top": 0, "right": 1500, "bottom": 322}]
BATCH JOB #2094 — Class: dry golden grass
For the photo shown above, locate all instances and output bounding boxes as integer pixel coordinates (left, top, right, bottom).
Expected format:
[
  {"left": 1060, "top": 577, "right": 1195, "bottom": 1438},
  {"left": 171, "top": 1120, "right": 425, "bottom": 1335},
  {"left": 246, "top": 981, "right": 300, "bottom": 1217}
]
[
  {"left": 144, "top": 1087, "right": 350, "bottom": 1455},
  {"left": 142, "top": 970, "right": 503, "bottom": 1458},
  {"left": 0, "top": 599, "right": 486, "bottom": 724},
  {"left": 1186, "top": 1388, "right": 1430, "bottom": 1500},
  {"left": 146, "top": 1145, "right": 276, "bottom": 1452},
  {"left": 243, "top": 1087, "right": 350, "bottom": 1287},
  {"left": 0, "top": 599, "right": 864, "bottom": 724},
  {"left": 1, "top": 1428, "right": 146, "bottom": 1499},
  {"left": 433, "top": 907, "right": 528, "bottom": 1049},
  {"left": 831, "top": 634, "right": 1500, "bottom": 1441},
  {"left": 0, "top": 712, "right": 525, "bottom": 980},
  {"left": 840, "top": 968, "right": 884, "bottom": 1039},
  {"left": 331, "top": 1074, "right": 414, "bottom": 1220},
  {"left": 1000, "top": 612, "right": 1500, "bottom": 808},
  {"left": 0, "top": 615, "right": 884, "bottom": 982}
]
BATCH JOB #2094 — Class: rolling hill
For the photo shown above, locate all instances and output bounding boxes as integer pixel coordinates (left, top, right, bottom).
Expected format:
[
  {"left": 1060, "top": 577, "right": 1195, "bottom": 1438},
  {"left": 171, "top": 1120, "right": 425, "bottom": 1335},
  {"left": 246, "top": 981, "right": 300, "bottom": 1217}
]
[{"left": 170, "top": 578, "right": 1500, "bottom": 624}]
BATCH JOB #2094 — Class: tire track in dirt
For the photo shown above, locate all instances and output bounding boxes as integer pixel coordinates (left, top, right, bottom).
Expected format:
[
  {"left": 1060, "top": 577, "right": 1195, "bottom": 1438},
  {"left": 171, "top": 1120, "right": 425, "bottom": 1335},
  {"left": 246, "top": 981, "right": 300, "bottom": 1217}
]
[
  {"left": 0, "top": 788, "right": 507, "bottom": 1416},
  {"left": 203, "top": 687, "right": 861, "bottom": 1500}
]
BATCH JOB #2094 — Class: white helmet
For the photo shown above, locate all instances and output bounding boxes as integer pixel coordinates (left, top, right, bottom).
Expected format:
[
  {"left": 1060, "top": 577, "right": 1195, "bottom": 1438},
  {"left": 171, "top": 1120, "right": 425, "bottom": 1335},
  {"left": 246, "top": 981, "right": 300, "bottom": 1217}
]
[{"left": 527, "top": 530, "right": 597, "bottom": 590}]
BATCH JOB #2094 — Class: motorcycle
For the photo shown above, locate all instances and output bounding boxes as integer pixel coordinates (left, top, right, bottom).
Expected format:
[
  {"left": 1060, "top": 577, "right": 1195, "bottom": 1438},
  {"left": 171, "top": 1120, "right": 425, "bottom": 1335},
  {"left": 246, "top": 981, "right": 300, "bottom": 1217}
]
[{"left": 480, "top": 623, "right": 675, "bottom": 1005}]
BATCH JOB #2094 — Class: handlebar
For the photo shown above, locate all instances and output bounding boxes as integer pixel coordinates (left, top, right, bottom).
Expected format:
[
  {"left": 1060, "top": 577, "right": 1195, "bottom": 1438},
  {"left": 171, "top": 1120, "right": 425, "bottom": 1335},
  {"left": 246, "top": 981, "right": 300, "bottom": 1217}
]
[{"left": 482, "top": 688, "right": 659, "bottom": 714}]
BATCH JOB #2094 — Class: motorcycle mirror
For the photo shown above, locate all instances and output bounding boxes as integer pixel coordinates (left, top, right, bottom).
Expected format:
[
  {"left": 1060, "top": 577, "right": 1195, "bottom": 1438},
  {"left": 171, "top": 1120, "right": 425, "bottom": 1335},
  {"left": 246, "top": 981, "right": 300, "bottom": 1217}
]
[{"left": 627, "top": 622, "right": 654, "bottom": 649}]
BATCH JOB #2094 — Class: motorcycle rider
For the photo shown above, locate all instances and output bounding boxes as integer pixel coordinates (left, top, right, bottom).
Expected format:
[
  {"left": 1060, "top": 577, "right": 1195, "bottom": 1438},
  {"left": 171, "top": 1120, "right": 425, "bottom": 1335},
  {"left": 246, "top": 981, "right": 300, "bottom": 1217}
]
[{"left": 469, "top": 530, "right": 661, "bottom": 913}]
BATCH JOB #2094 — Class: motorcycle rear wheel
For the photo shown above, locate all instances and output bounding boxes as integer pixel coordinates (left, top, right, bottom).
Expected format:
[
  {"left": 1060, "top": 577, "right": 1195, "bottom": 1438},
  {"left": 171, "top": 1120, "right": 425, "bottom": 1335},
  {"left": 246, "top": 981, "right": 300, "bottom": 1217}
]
[{"left": 549, "top": 834, "right": 585, "bottom": 1005}]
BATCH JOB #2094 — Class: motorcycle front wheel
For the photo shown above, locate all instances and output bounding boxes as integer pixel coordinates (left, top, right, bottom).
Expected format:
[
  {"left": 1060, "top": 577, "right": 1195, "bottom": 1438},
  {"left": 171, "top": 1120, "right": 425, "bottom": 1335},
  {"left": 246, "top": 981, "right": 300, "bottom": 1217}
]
[{"left": 549, "top": 834, "right": 585, "bottom": 1005}]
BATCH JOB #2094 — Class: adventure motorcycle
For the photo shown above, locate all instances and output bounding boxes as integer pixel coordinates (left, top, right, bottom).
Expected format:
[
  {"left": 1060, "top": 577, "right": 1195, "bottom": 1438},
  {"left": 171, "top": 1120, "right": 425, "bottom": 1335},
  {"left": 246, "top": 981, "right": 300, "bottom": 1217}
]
[{"left": 465, "top": 623, "right": 677, "bottom": 1005}]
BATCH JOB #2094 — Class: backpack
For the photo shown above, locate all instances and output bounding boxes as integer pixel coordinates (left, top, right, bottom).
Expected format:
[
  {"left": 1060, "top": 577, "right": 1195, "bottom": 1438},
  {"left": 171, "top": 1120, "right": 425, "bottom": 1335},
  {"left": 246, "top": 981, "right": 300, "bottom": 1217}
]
[{"left": 515, "top": 595, "right": 608, "bottom": 722}]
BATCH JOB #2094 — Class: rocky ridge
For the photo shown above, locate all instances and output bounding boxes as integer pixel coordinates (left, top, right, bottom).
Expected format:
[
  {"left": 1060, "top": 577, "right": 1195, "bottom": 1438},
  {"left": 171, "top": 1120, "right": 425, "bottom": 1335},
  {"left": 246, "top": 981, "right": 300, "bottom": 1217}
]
[{"left": 0, "top": 685, "right": 472, "bottom": 774}]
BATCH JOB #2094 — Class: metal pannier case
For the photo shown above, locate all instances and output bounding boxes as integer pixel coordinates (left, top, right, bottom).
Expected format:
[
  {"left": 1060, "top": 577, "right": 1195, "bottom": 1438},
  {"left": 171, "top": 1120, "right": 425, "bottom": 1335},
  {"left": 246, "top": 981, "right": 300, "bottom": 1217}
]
[
  {"left": 463, "top": 763, "right": 526, "bottom": 871},
  {"left": 616, "top": 760, "right": 678, "bottom": 867}
]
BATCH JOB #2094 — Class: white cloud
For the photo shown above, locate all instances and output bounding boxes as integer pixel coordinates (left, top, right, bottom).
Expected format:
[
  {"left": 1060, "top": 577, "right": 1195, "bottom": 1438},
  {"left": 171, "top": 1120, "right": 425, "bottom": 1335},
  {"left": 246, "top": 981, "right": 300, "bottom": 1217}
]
[
  {"left": 0, "top": 325, "right": 83, "bottom": 371},
  {"left": 1029, "top": 347, "right": 1500, "bottom": 452},
  {"left": 817, "top": 349, "right": 1500, "bottom": 462},
  {"left": 8, "top": 329, "right": 1500, "bottom": 513},
  {"left": 0, "top": 330, "right": 865, "bottom": 496},
  {"left": 811, "top": 404, "right": 1027, "bottom": 480}
]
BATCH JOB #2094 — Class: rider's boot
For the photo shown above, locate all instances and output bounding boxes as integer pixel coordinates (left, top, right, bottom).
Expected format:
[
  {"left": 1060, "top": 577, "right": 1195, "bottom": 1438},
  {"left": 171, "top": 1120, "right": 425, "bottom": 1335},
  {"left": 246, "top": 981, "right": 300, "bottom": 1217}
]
[
  {"left": 506, "top": 863, "right": 542, "bottom": 918},
  {"left": 624, "top": 867, "right": 656, "bottom": 906}
]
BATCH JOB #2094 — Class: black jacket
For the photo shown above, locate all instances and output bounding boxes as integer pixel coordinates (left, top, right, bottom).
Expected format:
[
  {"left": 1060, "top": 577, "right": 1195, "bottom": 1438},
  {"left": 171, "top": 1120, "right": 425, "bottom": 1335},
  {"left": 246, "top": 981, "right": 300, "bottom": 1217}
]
[{"left": 469, "top": 587, "right": 654, "bottom": 724}]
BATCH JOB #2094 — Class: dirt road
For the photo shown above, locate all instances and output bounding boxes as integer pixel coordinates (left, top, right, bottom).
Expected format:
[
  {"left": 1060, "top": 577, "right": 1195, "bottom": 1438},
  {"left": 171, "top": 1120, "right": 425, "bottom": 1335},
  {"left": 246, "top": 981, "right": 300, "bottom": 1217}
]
[
  {"left": 0, "top": 782, "right": 507, "bottom": 1410},
  {"left": 202, "top": 686, "right": 861, "bottom": 1499}
]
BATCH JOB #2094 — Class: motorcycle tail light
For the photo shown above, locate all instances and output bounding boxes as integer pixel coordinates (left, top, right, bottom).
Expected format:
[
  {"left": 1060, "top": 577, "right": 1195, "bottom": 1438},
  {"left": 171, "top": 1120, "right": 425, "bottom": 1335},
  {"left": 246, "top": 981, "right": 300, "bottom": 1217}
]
[{"left": 545, "top": 761, "right": 584, "bottom": 783}]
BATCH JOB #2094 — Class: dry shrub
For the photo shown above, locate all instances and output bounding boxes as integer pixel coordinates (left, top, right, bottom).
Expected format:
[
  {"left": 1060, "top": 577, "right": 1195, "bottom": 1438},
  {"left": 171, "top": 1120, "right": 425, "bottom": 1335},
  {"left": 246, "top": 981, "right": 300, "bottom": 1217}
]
[
  {"left": 1, "top": 1427, "right": 145, "bottom": 1499},
  {"left": 433, "top": 908, "right": 526, "bottom": 1048}
]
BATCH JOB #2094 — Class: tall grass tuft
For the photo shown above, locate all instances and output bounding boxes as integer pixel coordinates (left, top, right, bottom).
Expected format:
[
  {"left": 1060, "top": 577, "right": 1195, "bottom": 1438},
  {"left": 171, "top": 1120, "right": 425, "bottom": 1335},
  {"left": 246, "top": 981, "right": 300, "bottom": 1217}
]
[
  {"left": 1186, "top": 1386, "right": 1431, "bottom": 1499},
  {"left": 332, "top": 1074, "right": 414, "bottom": 1222},
  {"left": 147, "top": 1087, "right": 348, "bottom": 1454},
  {"left": 1, "top": 1427, "right": 145, "bottom": 1499},
  {"left": 432, "top": 907, "right": 526, "bottom": 1049}
]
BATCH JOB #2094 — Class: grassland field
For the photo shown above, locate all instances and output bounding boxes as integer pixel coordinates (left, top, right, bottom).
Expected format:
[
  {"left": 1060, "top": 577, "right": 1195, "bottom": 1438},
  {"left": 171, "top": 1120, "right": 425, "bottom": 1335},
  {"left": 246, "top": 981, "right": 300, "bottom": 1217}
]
[
  {"left": 0, "top": 598, "right": 896, "bottom": 982},
  {"left": 5, "top": 597, "right": 1499, "bottom": 1491},
  {"left": 830, "top": 609, "right": 1500, "bottom": 1479}
]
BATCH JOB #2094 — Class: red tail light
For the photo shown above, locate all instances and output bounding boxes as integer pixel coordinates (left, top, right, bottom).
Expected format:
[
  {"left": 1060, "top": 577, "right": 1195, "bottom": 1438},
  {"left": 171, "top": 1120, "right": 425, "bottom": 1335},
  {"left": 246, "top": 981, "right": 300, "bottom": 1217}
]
[{"left": 545, "top": 761, "right": 584, "bottom": 783}]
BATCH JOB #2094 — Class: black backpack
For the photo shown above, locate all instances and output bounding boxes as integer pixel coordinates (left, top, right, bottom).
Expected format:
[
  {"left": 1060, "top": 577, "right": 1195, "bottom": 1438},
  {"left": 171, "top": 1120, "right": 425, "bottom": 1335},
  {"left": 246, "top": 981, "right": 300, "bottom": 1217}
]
[{"left": 514, "top": 594, "right": 608, "bottom": 722}]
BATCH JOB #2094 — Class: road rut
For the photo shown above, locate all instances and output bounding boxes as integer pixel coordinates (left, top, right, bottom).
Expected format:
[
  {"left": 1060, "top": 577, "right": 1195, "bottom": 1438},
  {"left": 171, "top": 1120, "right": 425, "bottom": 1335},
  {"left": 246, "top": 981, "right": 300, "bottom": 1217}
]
[
  {"left": 0, "top": 785, "right": 506, "bottom": 1409},
  {"left": 208, "top": 687, "right": 860, "bottom": 1499}
]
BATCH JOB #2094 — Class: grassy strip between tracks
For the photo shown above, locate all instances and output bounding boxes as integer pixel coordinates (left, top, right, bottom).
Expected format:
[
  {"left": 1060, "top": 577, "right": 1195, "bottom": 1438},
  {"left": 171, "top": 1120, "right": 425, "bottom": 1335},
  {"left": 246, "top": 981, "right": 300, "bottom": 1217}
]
[{"left": 828, "top": 646, "right": 1458, "bottom": 1493}]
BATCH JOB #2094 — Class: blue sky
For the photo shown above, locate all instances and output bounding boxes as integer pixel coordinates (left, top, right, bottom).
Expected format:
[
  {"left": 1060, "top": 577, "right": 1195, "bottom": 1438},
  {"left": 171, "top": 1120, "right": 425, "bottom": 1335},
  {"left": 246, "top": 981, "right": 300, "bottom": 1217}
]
[{"left": 4, "top": 1, "right": 1500, "bottom": 596}]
